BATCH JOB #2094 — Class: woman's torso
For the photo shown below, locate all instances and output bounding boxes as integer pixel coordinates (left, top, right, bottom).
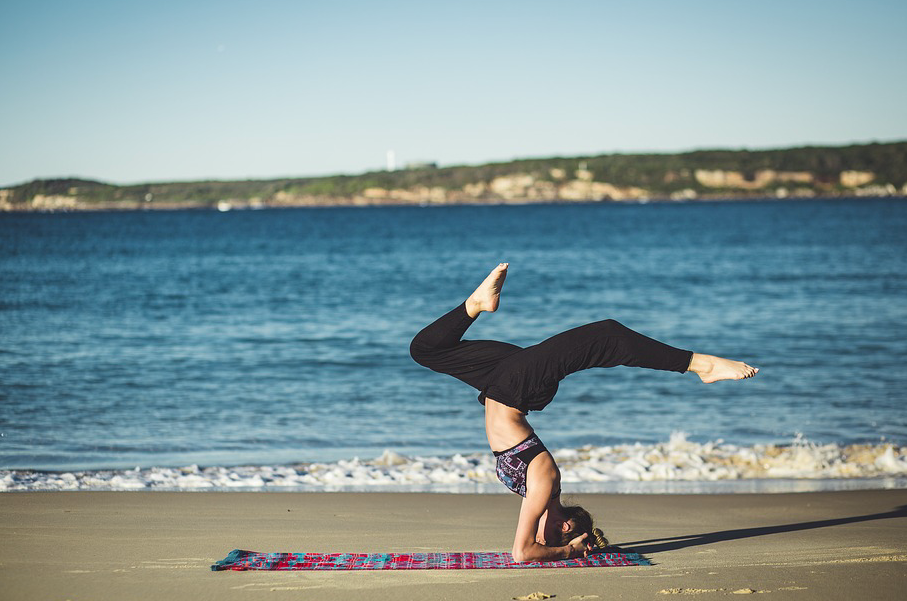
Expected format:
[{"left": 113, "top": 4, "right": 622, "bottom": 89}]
[
  {"left": 485, "top": 398, "right": 561, "bottom": 498},
  {"left": 484, "top": 397, "right": 533, "bottom": 451}
]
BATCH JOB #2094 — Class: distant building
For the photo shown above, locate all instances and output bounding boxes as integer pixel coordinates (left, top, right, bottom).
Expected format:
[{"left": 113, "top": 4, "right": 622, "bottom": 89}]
[{"left": 404, "top": 161, "right": 438, "bottom": 170}]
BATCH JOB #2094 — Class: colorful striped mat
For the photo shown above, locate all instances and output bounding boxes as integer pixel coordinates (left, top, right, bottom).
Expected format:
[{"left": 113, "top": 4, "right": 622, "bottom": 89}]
[{"left": 211, "top": 548, "right": 650, "bottom": 571}]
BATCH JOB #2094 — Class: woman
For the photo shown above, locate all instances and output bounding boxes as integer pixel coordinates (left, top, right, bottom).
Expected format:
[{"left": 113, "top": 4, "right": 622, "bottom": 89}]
[{"left": 410, "top": 263, "right": 758, "bottom": 562}]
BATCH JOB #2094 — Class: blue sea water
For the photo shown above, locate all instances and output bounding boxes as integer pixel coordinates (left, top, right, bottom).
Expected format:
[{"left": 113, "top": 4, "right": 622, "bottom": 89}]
[{"left": 1, "top": 199, "right": 906, "bottom": 476}]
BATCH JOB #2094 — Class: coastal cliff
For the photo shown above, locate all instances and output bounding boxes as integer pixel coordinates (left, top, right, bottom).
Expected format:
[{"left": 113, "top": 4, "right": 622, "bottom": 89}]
[{"left": 2, "top": 141, "right": 905, "bottom": 212}]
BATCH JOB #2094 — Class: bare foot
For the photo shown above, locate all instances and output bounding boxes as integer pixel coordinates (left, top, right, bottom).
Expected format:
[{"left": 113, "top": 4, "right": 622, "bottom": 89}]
[
  {"left": 465, "top": 263, "right": 508, "bottom": 318},
  {"left": 688, "top": 353, "right": 759, "bottom": 384}
]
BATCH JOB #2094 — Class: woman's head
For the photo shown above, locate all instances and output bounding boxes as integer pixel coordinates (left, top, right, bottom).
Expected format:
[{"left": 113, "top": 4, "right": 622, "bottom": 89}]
[{"left": 550, "top": 504, "right": 609, "bottom": 549}]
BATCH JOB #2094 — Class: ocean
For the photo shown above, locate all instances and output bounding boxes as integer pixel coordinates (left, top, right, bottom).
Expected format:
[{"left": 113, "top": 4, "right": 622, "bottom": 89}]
[{"left": 2, "top": 198, "right": 906, "bottom": 492}]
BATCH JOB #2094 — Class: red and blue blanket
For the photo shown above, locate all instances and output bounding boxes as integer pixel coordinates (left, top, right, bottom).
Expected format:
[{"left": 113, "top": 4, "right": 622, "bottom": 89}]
[{"left": 211, "top": 548, "right": 650, "bottom": 571}]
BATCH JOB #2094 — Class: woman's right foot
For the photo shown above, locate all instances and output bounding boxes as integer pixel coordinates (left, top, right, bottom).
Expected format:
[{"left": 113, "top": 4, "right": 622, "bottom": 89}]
[
  {"left": 689, "top": 353, "right": 759, "bottom": 383},
  {"left": 466, "top": 263, "right": 508, "bottom": 318}
]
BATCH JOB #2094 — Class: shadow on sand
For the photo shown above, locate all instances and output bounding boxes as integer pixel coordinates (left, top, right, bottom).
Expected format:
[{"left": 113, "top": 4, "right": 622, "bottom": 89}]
[{"left": 612, "top": 504, "right": 907, "bottom": 555}]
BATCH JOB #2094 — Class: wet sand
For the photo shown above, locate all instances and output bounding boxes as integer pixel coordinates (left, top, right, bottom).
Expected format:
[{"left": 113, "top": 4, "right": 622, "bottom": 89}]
[{"left": 2, "top": 489, "right": 905, "bottom": 600}]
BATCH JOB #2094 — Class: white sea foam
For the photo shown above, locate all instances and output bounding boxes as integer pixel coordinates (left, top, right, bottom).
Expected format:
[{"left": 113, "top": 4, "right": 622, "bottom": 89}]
[{"left": 2, "top": 434, "right": 906, "bottom": 493}]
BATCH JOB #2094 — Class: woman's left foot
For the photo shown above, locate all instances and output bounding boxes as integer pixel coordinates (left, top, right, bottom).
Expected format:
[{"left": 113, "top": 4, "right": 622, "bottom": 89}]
[
  {"left": 689, "top": 353, "right": 759, "bottom": 383},
  {"left": 465, "top": 263, "right": 508, "bottom": 318}
]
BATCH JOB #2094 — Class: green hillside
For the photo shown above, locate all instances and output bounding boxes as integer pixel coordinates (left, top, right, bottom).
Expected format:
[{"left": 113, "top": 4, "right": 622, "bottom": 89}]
[{"left": 3, "top": 141, "right": 905, "bottom": 210}]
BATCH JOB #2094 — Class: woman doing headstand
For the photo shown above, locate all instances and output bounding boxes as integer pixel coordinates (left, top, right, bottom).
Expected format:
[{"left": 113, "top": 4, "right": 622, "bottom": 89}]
[{"left": 410, "top": 263, "right": 758, "bottom": 563}]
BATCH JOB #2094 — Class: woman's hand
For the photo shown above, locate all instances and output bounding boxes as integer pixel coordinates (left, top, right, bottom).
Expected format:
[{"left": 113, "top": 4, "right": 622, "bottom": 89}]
[{"left": 567, "top": 532, "right": 590, "bottom": 558}]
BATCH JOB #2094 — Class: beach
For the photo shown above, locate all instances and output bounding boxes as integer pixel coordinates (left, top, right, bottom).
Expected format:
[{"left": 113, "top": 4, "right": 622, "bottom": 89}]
[{"left": 2, "top": 489, "right": 905, "bottom": 600}]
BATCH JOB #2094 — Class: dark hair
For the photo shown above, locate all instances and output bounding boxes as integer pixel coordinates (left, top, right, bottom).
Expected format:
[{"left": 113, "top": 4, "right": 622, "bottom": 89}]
[{"left": 552, "top": 505, "right": 609, "bottom": 549}]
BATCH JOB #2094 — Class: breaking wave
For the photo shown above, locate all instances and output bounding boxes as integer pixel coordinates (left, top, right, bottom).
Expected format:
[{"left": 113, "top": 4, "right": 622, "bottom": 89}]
[{"left": 3, "top": 433, "right": 906, "bottom": 493}]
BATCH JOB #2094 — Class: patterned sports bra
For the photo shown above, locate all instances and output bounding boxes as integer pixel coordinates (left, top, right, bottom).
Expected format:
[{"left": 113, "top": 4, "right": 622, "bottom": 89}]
[{"left": 493, "top": 432, "right": 560, "bottom": 498}]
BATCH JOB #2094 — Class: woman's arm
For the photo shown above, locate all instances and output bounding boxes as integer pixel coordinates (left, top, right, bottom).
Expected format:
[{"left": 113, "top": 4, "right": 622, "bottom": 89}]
[
  {"left": 512, "top": 503, "right": 588, "bottom": 562},
  {"left": 510, "top": 454, "right": 589, "bottom": 562}
]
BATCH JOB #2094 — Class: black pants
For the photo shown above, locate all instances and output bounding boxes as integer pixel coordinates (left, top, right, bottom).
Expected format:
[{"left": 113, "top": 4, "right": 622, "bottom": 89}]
[{"left": 410, "top": 303, "right": 693, "bottom": 413}]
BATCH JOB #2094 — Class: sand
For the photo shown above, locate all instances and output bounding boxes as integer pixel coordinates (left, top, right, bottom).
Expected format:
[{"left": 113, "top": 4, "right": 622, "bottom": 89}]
[{"left": 2, "top": 489, "right": 906, "bottom": 600}]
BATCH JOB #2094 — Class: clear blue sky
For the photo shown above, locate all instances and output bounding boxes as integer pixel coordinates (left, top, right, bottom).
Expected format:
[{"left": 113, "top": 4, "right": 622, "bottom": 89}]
[{"left": 1, "top": 0, "right": 905, "bottom": 187}]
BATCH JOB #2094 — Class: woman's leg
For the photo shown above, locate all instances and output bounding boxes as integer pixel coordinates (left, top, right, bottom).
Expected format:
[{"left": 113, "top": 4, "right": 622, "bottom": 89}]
[
  {"left": 410, "top": 302, "right": 521, "bottom": 390},
  {"left": 515, "top": 319, "right": 694, "bottom": 383},
  {"left": 523, "top": 320, "right": 757, "bottom": 384},
  {"left": 410, "top": 264, "right": 520, "bottom": 391},
  {"left": 481, "top": 319, "right": 693, "bottom": 411},
  {"left": 484, "top": 319, "right": 756, "bottom": 412}
]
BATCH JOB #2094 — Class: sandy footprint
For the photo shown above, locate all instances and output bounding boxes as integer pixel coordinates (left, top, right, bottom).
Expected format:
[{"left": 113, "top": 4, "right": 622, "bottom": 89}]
[
  {"left": 137, "top": 563, "right": 197, "bottom": 569},
  {"left": 230, "top": 581, "right": 329, "bottom": 592}
]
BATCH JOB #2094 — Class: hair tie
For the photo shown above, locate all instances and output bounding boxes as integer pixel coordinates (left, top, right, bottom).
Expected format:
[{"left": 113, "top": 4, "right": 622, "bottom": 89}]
[{"left": 592, "top": 528, "right": 609, "bottom": 549}]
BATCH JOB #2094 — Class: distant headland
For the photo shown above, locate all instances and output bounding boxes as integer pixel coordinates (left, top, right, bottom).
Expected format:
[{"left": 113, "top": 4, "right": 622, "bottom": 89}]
[{"left": 2, "top": 141, "right": 905, "bottom": 212}]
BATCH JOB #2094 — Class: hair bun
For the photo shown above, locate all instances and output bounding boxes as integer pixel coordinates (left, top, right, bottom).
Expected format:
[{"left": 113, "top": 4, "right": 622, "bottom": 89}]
[{"left": 591, "top": 528, "right": 609, "bottom": 549}]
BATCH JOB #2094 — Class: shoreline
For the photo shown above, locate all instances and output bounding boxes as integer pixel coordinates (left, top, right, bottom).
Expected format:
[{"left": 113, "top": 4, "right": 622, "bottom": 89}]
[
  {"left": 5, "top": 436, "right": 906, "bottom": 493},
  {"left": 2, "top": 193, "right": 905, "bottom": 214},
  {"left": 3, "top": 478, "right": 907, "bottom": 495},
  {"left": 2, "top": 489, "right": 905, "bottom": 600}
]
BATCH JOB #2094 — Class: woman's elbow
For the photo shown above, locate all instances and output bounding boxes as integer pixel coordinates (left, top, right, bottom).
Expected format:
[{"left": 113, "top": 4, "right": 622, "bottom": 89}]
[{"left": 511, "top": 544, "right": 530, "bottom": 563}]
